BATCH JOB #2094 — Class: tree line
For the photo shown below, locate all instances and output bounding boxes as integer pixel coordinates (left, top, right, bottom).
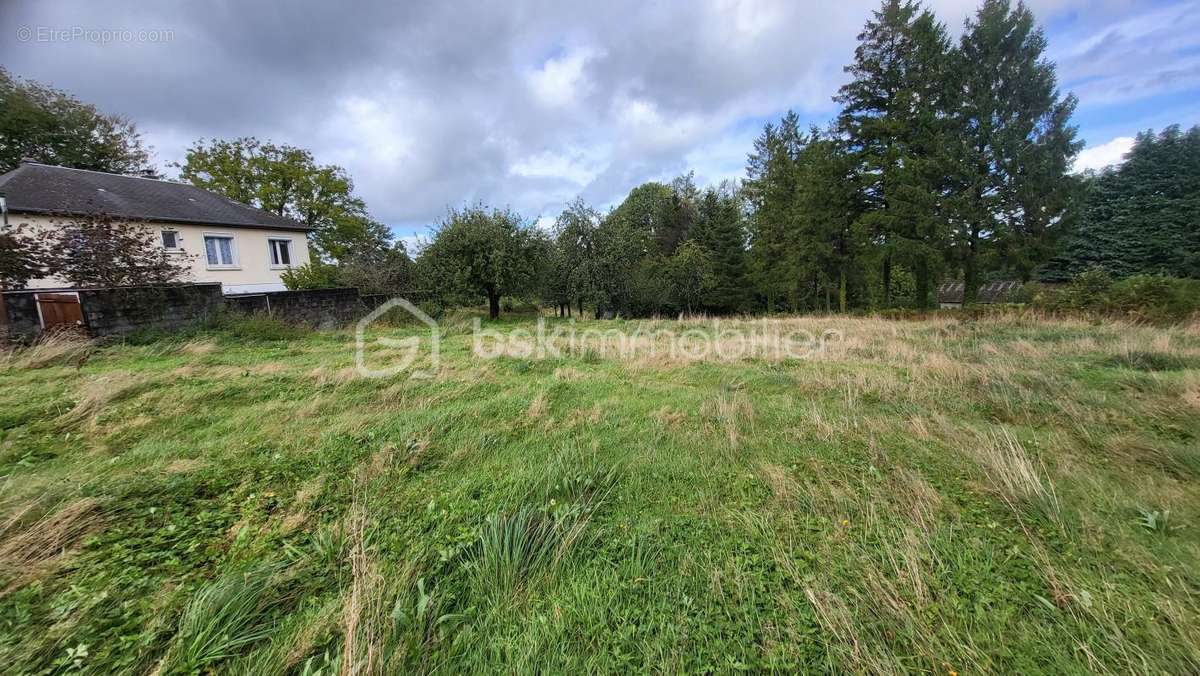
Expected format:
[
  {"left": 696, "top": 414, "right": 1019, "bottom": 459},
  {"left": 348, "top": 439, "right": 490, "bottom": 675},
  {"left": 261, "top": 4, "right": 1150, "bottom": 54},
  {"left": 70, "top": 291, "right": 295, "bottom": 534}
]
[
  {"left": 2, "top": 0, "right": 1197, "bottom": 316},
  {"left": 403, "top": 0, "right": 1085, "bottom": 317}
]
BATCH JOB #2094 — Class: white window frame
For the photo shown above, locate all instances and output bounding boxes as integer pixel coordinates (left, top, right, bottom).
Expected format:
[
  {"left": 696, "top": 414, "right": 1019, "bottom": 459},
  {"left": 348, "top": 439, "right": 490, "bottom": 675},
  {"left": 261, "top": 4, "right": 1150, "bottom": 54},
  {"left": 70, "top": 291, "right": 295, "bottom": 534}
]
[
  {"left": 203, "top": 233, "right": 240, "bottom": 270},
  {"left": 161, "top": 229, "right": 183, "bottom": 252},
  {"left": 267, "top": 237, "right": 295, "bottom": 269}
]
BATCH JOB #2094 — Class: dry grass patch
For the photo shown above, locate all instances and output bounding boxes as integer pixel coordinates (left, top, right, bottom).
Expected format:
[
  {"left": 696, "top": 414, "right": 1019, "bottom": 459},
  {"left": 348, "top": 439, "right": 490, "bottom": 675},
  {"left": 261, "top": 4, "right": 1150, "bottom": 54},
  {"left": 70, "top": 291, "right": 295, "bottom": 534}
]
[
  {"left": 180, "top": 340, "right": 217, "bottom": 357},
  {"left": 704, "top": 389, "right": 755, "bottom": 450},
  {"left": 889, "top": 467, "right": 944, "bottom": 534},
  {"left": 804, "top": 586, "right": 903, "bottom": 675},
  {"left": 971, "top": 429, "right": 1061, "bottom": 525},
  {"left": 566, "top": 404, "right": 603, "bottom": 427},
  {"left": 1181, "top": 373, "right": 1200, "bottom": 413},
  {"left": 251, "top": 361, "right": 290, "bottom": 376},
  {"left": 1011, "top": 339, "right": 1046, "bottom": 359},
  {"left": 58, "top": 372, "right": 150, "bottom": 426},
  {"left": 526, "top": 391, "right": 548, "bottom": 420},
  {"left": 308, "top": 365, "right": 361, "bottom": 385},
  {"left": 916, "top": 351, "right": 973, "bottom": 387},
  {"left": 279, "top": 477, "right": 325, "bottom": 534},
  {"left": 0, "top": 497, "right": 105, "bottom": 594},
  {"left": 794, "top": 404, "right": 836, "bottom": 444},
  {"left": 7, "top": 332, "right": 93, "bottom": 370},
  {"left": 651, "top": 405, "right": 687, "bottom": 427},
  {"left": 757, "top": 462, "right": 801, "bottom": 510},
  {"left": 163, "top": 458, "right": 209, "bottom": 474},
  {"left": 552, "top": 366, "right": 585, "bottom": 381}
]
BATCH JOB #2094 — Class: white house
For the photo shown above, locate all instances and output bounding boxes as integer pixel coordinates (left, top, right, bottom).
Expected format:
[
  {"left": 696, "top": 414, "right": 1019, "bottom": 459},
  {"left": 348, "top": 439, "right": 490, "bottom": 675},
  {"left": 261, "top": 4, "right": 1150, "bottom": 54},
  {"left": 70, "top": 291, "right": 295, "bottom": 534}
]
[{"left": 0, "top": 161, "right": 313, "bottom": 294}]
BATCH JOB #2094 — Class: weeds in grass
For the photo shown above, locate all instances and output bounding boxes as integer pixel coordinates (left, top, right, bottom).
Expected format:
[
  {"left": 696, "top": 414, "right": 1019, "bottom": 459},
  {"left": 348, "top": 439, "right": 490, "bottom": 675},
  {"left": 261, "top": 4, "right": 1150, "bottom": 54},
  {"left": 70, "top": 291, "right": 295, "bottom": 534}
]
[
  {"left": 1135, "top": 508, "right": 1177, "bottom": 535},
  {"left": 974, "top": 430, "right": 1062, "bottom": 526},
  {"left": 1, "top": 315, "right": 1198, "bottom": 672},
  {"left": 155, "top": 561, "right": 293, "bottom": 674},
  {"left": 226, "top": 597, "right": 342, "bottom": 676},
  {"left": 309, "top": 523, "right": 348, "bottom": 578}
]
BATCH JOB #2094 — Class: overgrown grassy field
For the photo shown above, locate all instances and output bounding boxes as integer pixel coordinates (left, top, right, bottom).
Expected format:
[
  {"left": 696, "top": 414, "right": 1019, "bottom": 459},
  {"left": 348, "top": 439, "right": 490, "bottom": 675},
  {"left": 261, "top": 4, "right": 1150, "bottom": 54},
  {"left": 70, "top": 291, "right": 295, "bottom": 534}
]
[{"left": 1, "top": 313, "right": 1199, "bottom": 673}]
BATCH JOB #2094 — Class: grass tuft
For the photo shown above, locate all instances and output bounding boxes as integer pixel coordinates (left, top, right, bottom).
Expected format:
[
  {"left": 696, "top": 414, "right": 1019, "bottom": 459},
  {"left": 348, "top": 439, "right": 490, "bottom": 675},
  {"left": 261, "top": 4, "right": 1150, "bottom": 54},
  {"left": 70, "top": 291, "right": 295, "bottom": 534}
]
[
  {"left": 5, "top": 331, "right": 94, "bottom": 370},
  {"left": 155, "top": 562, "right": 292, "bottom": 674},
  {"left": 468, "top": 503, "right": 593, "bottom": 602},
  {"left": 974, "top": 429, "right": 1062, "bottom": 526}
]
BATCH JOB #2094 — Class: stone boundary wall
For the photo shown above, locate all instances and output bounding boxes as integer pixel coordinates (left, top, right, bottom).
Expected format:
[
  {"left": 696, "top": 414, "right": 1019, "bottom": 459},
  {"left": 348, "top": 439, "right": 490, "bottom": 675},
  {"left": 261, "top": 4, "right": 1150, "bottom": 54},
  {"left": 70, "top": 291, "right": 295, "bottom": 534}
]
[{"left": 2, "top": 284, "right": 392, "bottom": 341}]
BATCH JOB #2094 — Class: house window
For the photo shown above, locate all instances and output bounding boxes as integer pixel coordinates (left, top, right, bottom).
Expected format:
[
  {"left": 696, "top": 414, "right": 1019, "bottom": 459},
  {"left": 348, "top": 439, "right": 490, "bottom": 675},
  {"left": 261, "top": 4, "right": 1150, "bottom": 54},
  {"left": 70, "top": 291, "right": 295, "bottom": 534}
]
[
  {"left": 268, "top": 238, "right": 293, "bottom": 267},
  {"left": 161, "top": 230, "right": 180, "bottom": 250},
  {"left": 204, "top": 235, "right": 237, "bottom": 268}
]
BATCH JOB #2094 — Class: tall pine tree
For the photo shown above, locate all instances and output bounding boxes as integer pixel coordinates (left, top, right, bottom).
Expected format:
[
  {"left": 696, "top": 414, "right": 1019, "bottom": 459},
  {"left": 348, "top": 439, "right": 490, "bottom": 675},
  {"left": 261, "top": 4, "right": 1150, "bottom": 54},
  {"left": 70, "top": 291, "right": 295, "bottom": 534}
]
[
  {"left": 953, "top": 0, "right": 1080, "bottom": 300},
  {"left": 746, "top": 111, "right": 807, "bottom": 311},
  {"left": 836, "top": 0, "right": 956, "bottom": 308},
  {"left": 794, "top": 130, "right": 866, "bottom": 312},
  {"left": 1045, "top": 125, "right": 1200, "bottom": 280},
  {"left": 692, "top": 181, "right": 749, "bottom": 313}
]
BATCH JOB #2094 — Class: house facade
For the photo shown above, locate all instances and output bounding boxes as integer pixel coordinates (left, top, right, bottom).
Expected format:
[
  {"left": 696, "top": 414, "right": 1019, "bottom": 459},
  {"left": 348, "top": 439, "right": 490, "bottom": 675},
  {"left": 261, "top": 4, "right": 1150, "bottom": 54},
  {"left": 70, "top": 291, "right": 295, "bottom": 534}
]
[{"left": 0, "top": 162, "right": 312, "bottom": 294}]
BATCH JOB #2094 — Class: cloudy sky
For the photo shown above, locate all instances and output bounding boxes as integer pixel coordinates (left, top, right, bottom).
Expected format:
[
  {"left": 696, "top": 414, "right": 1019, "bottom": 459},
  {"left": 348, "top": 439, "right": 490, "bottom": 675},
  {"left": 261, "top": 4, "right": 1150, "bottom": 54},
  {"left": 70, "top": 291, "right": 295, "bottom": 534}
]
[{"left": 3, "top": 0, "right": 1199, "bottom": 245}]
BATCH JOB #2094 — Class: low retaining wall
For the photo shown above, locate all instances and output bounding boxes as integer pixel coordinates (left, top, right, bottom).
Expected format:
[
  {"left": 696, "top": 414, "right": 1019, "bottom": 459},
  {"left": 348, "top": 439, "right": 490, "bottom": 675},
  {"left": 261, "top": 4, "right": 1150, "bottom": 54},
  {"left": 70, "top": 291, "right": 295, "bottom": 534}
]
[
  {"left": 2, "top": 283, "right": 224, "bottom": 342},
  {"left": 0, "top": 292, "right": 41, "bottom": 342},
  {"left": 225, "top": 288, "right": 389, "bottom": 329},
  {"left": 2, "top": 284, "right": 391, "bottom": 342},
  {"left": 80, "top": 284, "right": 225, "bottom": 336}
]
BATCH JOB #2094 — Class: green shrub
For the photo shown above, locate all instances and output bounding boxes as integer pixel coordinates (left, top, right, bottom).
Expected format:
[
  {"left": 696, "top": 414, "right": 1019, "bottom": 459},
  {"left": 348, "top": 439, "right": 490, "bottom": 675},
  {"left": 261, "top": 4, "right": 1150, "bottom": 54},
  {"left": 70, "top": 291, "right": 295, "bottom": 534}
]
[
  {"left": 1032, "top": 270, "right": 1199, "bottom": 323},
  {"left": 1106, "top": 275, "right": 1200, "bottom": 322},
  {"left": 280, "top": 261, "right": 342, "bottom": 290}
]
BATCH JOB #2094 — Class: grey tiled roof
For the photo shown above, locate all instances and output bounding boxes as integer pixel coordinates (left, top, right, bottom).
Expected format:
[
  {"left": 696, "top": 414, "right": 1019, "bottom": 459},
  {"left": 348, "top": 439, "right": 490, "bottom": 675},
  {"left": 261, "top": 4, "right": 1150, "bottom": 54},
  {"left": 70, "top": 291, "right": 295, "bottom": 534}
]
[
  {"left": 0, "top": 162, "right": 311, "bottom": 231},
  {"left": 937, "top": 280, "right": 1023, "bottom": 304}
]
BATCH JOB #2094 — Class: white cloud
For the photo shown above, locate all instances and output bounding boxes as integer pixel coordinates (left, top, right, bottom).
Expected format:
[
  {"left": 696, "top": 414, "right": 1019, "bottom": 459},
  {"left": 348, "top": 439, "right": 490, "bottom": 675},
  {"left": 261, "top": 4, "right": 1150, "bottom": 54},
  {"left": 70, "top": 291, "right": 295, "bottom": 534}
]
[
  {"left": 527, "top": 48, "right": 597, "bottom": 107},
  {"left": 1, "top": 0, "right": 1185, "bottom": 235},
  {"left": 1074, "top": 136, "right": 1135, "bottom": 173},
  {"left": 510, "top": 149, "right": 600, "bottom": 186}
]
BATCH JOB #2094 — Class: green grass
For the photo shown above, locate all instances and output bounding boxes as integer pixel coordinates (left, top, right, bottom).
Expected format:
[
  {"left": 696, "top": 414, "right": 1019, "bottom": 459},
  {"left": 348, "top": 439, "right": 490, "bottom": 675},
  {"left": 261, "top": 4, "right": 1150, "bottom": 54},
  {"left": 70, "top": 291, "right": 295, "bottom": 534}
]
[{"left": 1, "top": 314, "right": 1199, "bottom": 673}]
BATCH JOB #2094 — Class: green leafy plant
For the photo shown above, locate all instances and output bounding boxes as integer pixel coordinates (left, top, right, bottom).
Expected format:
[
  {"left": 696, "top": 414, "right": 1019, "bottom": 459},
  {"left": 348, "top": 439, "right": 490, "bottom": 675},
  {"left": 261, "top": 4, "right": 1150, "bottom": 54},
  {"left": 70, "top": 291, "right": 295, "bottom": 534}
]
[{"left": 1136, "top": 508, "right": 1177, "bottom": 535}]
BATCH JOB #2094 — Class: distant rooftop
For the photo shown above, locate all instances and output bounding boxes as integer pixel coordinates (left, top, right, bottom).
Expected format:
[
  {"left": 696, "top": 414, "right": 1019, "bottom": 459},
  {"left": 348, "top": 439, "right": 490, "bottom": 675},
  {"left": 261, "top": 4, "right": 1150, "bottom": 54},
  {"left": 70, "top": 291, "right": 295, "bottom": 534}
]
[
  {"left": 0, "top": 162, "right": 311, "bottom": 232},
  {"left": 937, "top": 280, "right": 1023, "bottom": 305}
]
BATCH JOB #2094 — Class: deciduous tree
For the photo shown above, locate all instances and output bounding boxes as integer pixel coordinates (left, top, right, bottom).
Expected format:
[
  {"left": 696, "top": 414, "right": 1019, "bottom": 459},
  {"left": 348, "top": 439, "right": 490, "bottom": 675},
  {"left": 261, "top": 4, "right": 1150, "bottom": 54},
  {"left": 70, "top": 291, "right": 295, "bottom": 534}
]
[
  {"left": 418, "top": 206, "right": 547, "bottom": 319},
  {"left": 48, "top": 215, "right": 192, "bottom": 288},
  {"left": 0, "top": 68, "right": 154, "bottom": 175},
  {"left": 0, "top": 224, "right": 46, "bottom": 290},
  {"left": 178, "top": 137, "right": 391, "bottom": 260}
]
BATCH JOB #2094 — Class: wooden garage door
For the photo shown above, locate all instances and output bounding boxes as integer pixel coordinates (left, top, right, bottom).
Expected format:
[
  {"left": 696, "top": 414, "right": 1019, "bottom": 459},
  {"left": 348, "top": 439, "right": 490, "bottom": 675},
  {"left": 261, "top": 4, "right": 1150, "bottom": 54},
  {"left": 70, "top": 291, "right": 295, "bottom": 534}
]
[{"left": 37, "top": 293, "right": 84, "bottom": 330}]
